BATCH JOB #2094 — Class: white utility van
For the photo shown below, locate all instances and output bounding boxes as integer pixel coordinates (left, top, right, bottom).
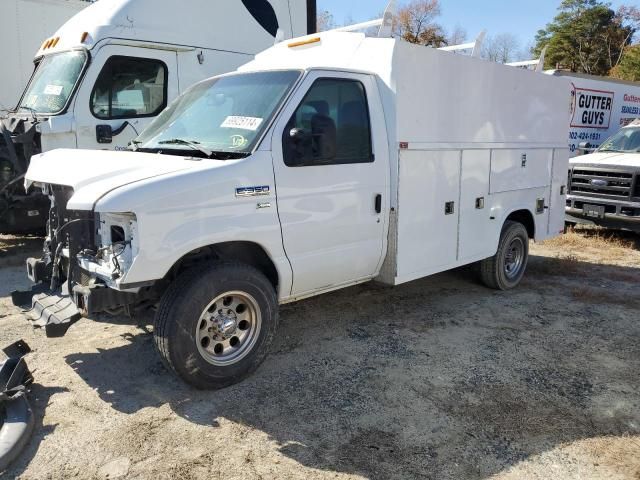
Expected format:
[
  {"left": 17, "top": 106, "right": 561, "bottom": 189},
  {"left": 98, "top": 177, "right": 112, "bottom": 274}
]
[
  {"left": 545, "top": 71, "right": 640, "bottom": 156},
  {"left": 0, "top": 0, "right": 315, "bottom": 232},
  {"left": 14, "top": 28, "right": 569, "bottom": 389}
]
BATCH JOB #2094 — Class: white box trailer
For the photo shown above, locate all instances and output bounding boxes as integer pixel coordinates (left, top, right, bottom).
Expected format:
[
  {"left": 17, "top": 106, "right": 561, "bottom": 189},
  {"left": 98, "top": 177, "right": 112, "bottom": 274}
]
[
  {"left": 0, "top": 0, "right": 89, "bottom": 111},
  {"left": 546, "top": 71, "right": 640, "bottom": 156},
  {"left": 16, "top": 29, "right": 570, "bottom": 388}
]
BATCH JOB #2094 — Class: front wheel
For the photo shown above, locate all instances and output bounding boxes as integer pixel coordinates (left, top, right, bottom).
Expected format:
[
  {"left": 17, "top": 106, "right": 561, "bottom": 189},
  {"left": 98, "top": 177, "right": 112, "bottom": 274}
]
[
  {"left": 154, "top": 262, "right": 278, "bottom": 389},
  {"left": 479, "top": 220, "right": 529, "bottom": 290}
]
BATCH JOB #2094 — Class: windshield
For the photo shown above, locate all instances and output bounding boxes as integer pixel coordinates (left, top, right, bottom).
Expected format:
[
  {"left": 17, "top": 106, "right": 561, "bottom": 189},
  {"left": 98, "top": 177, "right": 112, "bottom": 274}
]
[
  {"left": 18, "top": 50, "right": 87, "bottom": 114},
  {"left": 598, "top": 127, "right": 640, "bottom": 153},
  {"left": 134, "top": 70, "right": 302, "bottom": 157}
]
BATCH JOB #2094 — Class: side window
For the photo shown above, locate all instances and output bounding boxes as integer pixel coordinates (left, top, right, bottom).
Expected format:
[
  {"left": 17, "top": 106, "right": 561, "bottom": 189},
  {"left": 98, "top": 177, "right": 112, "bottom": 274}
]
[
  {"left": 283, "top": 78, "right": 373, "bottom": 167},
  {"left": 91, "top": 56, "right": 167, "bottom": 119}
]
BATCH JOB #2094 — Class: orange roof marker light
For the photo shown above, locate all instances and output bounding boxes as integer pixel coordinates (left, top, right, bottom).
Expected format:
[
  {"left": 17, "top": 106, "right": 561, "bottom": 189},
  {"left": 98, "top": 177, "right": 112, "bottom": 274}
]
[
  {"left": 288, "top": 36, "right": 321, "bottom": 48},
  {"left": 51, "top": 37, "right": 60, "bottom": 48},
  {"left": 80, "top": 31, "right": 89, "bottom": 43}
]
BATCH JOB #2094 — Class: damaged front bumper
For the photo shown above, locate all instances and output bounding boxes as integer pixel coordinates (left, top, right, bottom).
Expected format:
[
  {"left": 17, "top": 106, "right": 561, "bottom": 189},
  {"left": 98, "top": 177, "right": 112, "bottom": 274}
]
[{"left": 11, "top": 280, "right": 140, "bottom": 338}]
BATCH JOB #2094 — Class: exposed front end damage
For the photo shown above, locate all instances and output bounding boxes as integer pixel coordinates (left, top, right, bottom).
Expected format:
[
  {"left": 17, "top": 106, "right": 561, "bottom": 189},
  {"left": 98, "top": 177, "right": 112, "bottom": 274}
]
[
  {"left": 0, "top": 116, "right": 48, "bottom": 234},
  {"left": 12, "top": 183, "right": 154, "bottom": 337}
]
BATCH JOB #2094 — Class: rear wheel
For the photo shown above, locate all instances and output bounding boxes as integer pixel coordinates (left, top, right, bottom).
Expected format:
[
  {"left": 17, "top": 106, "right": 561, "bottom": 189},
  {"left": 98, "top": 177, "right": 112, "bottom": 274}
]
[
  {"left": 479, "top": 220, "right": 529, "bottom": 290},
  {"left": 154, "top": 262, "right": 278, "bottom": 389}
]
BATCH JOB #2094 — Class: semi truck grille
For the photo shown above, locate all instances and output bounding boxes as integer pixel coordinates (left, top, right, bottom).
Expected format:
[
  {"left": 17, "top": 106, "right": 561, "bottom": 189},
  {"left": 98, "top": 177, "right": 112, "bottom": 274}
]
[
  {"left": 570, "top": 168, "right": 634, "bottom": 199},
  {"left": 635, "top": 175, "right": 640, "bottom": 198}
]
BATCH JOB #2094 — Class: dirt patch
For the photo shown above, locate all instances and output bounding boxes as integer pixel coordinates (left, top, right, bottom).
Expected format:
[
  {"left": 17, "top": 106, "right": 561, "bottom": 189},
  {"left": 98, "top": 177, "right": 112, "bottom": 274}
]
[{"left": 0, "top": 231, "right": 639, "bottom": 480}]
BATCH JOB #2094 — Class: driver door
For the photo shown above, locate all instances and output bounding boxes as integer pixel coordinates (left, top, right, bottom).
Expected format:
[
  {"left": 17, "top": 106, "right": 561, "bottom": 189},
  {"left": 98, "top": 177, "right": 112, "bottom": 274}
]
[
  {"left": 271, "top": 70, "right": 389, "bottom": 297},
  {"left": 74, "top": 45, "right": 178, "bottom": 150}
]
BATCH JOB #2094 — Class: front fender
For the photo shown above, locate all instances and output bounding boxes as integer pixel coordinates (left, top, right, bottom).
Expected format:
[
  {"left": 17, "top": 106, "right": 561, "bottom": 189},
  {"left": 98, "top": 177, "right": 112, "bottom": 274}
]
[{"left": 95, "top": 151, "right": 292, "bottom": 298}]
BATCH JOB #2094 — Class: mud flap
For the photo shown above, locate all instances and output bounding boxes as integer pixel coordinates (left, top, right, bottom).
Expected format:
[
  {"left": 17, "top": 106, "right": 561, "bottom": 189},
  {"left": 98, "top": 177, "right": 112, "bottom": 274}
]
[
  {"left": 11, "top": 286, "right": 81, "bottom": 338},
  {"left": 0, "top": 340, "right": 35, "bottom": 473}
]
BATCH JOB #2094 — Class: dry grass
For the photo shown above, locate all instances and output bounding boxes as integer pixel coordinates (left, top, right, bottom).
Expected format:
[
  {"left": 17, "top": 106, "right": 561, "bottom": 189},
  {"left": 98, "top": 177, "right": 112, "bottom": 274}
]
[{"left": 535, "top": 227, "right": 640, "bottom": 267}]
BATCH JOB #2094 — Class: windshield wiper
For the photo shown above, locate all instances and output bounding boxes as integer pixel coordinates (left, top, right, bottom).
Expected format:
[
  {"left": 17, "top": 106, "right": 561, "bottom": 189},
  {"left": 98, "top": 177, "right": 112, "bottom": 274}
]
[
  {"left": 598, "top": 148, "right": 624, "bottom": 153},
  {"left": 158, "top": 138, "right": 213, "bottom": 158}
]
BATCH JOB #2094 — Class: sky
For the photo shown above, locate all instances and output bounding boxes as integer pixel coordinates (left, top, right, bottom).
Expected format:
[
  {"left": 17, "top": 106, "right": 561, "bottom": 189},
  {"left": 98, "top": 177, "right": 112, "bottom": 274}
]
[{"left": 317, "top": 0, "right": 630, "bottom": 50}]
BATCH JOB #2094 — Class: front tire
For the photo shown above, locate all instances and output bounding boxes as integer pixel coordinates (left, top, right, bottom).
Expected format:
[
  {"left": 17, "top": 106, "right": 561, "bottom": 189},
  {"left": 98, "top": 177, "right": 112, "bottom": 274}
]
[
  {"left": 479, "top": 220, "right": 529, "bottom": 290},
  {"left": 154, "top": 262, "right": 278, "bottom": 389}
]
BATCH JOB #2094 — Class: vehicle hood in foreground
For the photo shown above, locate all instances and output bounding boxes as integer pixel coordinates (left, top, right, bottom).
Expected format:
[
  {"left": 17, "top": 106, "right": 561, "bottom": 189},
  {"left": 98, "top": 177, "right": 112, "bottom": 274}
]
[
  {"left": 25, "top": 149, "right": 205, "bottom": 210},
  {"left": 570, "top": 151, "right": 640, "bottom": 169}
]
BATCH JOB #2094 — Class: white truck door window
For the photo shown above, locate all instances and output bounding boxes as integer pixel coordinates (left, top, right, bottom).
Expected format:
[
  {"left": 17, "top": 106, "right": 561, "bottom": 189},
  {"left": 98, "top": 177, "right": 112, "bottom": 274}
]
[
  {"left": 74, "top": 47, "right": 178, "bottom": 151},
  {"left": 272, "top": 73, "right": 387, "bottom": 296}
]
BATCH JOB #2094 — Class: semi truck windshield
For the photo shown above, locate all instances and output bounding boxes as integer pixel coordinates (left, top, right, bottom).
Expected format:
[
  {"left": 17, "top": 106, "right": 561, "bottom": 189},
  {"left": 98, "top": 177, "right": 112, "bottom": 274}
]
[
  {"left": 18, "top": 50, "right": 87, "bottom": 114},
  {"left": 135, "top": 70, "right": 302, "bottom": 156}
]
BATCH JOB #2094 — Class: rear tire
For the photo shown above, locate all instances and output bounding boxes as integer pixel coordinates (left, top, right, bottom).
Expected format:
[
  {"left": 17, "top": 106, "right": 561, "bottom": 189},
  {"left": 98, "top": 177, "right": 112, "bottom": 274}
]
[
  {"left": 154, "top": 262, "right": 278, "bottom": 389},
  {"left": 479, "top": 220, "right": 529, "bottom": 290}
]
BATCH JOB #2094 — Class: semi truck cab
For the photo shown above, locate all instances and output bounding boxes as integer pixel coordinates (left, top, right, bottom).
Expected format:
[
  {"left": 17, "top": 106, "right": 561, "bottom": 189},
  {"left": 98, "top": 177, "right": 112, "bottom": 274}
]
[{"left": 0, "top": 0, "right": 315, "bottom": 233}]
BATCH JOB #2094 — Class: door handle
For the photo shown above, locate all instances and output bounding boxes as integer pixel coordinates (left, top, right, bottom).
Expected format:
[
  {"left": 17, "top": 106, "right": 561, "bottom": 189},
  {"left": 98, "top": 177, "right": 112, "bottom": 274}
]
[{"left": 375, "top": 194, "right": 382, "bottom": 214}]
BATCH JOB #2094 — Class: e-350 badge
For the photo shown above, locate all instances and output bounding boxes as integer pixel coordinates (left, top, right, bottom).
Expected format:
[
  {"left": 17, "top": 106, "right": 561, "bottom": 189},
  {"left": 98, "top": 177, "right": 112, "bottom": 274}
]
[{"left": 235, "top": 186, "right": 270, "bottom": 197}]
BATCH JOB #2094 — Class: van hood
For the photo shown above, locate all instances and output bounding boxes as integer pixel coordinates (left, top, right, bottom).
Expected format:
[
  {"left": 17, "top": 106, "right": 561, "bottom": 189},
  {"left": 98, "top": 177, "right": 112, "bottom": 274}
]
[
  {"left": 570, "top": 151, "right": 640, "bottom": 168},
  {"left": 25, "top": 149, "right": 202, "bottom": 210}
]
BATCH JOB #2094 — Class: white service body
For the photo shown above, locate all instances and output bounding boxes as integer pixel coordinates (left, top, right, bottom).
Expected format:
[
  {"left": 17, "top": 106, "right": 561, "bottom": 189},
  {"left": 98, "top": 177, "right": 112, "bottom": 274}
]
[
  {"left": 0, "top": 0, "right": 88, "bottom": 110},
  {"left": 546, "top": 71, "right": 640, "bottom": 157},
  {"left": 25, "top": 30, "right": 570, "bottom": 303}
]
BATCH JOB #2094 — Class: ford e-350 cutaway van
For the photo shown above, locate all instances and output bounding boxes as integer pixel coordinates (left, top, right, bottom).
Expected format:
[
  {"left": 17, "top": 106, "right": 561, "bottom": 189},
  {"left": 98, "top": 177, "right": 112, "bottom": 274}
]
[{"left": 14, "top": 29, "right": 569, "bottom": 389}]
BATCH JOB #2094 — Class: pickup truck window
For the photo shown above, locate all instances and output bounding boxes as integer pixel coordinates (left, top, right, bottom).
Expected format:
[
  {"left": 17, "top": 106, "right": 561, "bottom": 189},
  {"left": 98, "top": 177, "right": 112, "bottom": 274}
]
[
  {"left": 91, "top": 56, "right": 167, "bottom": 119},
  {"left": 134, "top": 70, "right": 301, "bottom": 158},
  {"left": 283, "top": 78, "right": 373, "bottom": 167},
  {"left": 598, "top": 126, "right": 640, "bottom": 153}
]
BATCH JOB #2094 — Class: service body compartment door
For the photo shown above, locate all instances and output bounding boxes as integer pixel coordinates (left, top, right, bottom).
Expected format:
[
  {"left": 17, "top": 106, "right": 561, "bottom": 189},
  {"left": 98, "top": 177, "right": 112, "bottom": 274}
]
[
  {"left": 547, "top": 148, "right": 569, "bottom": 236},
  {"left": 490, "top": 149, "right": 552, "bottom": 194},
  {"left": 74, "top": 45, "right": 179, "bottom": 151},
  {"left": 271, "top": 71, "right": 389, "bottom": 297},
  {"left": 396, "top": 150, "right": 461, "bottom": 282},
  {"left": 458, "top": 150, "right": 496, "bottom": 262}
]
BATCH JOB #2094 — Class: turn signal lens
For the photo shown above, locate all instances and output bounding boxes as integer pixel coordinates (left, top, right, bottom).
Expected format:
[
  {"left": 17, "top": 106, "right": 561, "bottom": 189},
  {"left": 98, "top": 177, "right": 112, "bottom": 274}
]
[{"left": 288, "top": 37, "right": 321, "bottom": 48}]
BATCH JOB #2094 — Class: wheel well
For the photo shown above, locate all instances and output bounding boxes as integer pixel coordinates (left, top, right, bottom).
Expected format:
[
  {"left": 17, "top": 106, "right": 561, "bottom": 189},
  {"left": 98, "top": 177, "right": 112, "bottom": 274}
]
[
  {"left": 169, "top": 242, "right": 279, "bottom": 289},
  {"left": 506, "top": 210, "right": 535, "bottom": 238}
]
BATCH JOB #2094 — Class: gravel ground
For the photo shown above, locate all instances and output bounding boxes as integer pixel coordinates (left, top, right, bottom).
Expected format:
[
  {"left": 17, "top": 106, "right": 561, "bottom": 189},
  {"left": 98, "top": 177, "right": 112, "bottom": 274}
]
[{"left": 0, "top": 228, "right": 639, "bottom": 480}]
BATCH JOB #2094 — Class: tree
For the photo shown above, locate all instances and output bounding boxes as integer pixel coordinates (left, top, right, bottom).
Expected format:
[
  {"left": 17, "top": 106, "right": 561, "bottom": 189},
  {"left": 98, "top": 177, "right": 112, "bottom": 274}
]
[
  {"left": 482, "top": 33, "right": 521, "bottom": 63},
  {"left": 534, "top": 0, "right": 636, "bottom": 75},
  {"left": 394, "top": 0, "right": 447, "bottom": 47},
  {"left": 447, "top": 25, "right": 467, "bottom": 46},
  {"left": 317, "top": 10, "right": 335, "bottom": 32},
  {"left": 610, "top": 44, "right": 640, "bottom": 81}
]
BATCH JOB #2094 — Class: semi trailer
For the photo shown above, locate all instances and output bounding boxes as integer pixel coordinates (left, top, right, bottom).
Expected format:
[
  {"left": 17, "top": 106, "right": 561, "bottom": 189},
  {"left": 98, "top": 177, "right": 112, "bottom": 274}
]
[
  {"left": 14, "top": 27, "right": 569, "bottom": 389},
  {"left": 0, "top": 0, "right": 316, "bottom": 233}
]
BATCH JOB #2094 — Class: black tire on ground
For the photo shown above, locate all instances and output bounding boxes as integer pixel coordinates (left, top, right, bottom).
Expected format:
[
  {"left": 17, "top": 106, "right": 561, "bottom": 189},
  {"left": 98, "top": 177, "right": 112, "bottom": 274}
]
[
  {"left": 154, "top": 261, "right": 278, "bottom": 389},
  {"left": 479, "top": 220, "right": 530, "bottom": 291}
]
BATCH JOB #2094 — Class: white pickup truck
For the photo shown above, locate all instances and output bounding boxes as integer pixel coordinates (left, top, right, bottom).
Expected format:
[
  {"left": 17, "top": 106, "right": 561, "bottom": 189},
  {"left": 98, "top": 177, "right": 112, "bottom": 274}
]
[
  {"left": 566, "top": 119, "right": 640, "bottom": 231},
  {"left": 13, "top": 29, "right": 569, "bottom": 389}
]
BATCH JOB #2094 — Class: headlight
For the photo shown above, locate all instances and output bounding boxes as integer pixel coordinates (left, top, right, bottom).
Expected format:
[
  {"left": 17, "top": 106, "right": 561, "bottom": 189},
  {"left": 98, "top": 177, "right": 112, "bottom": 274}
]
[{"left": 96, "top": 212, "right": 139, "bottom": 279}]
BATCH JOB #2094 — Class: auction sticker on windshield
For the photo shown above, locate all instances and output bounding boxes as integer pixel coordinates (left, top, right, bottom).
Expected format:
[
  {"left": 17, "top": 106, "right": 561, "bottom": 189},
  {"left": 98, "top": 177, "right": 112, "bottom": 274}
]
[
  {"left": 221, "top": 116, "right": 264, "bottom": 131},
  {"left": 44, "top": 84, "right": 63, "bottom": 96}
]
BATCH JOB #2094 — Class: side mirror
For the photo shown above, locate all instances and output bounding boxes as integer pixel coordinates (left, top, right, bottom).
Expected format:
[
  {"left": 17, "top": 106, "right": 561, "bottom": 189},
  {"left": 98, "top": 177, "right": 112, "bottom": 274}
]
[
  {"left": 577, "top": 141, "right": 594, "bottom": 155},
  {"left": 96, "top": 124, "right": 113, "bottom": 144}
]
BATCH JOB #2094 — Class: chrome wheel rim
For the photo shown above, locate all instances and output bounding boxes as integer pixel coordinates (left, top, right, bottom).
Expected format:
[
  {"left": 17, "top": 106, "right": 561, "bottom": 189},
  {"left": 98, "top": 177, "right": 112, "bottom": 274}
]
[
  {"left": 504, "top": 237, "right": 525, "bottom": 279},
  {"left": 195, "top": 291, "right": 261, "bottom": 366}
]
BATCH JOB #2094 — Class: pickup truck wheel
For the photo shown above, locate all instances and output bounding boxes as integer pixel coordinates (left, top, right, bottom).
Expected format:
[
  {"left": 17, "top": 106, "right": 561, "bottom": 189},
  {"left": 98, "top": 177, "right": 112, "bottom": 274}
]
[
  {"left": 154, "top": 262, "right": 278, "bottom": 389},
  {"left": 479, "top": 220, "right": 529, "bottom": 290}
]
